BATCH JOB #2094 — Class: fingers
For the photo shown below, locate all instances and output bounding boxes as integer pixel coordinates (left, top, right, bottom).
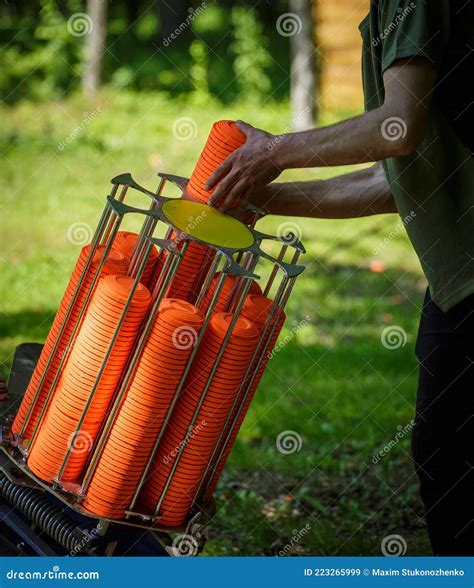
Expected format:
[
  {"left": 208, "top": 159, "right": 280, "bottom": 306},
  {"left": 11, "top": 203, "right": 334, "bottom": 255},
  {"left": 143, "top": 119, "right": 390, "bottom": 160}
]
[
  {"left": 205, "top": 121, "right": 254, "bottom": 199},
  {"left": 235, "top": 120, "right": 254, "bottom": 136},
  {"left": 219, "top": 179, "right": 247, "bottom": 212},
  {"left": 207, "top": 169, "right": 240, "bottom": 206},
  {"left": 227, "top": 206, "right": 253, "bottom": 224},
  {"left": 206, "top": 122, "right": 251, "bottom": 191},
  {"left": 205, "top": 159, "right": 233, "bottom": 191}
]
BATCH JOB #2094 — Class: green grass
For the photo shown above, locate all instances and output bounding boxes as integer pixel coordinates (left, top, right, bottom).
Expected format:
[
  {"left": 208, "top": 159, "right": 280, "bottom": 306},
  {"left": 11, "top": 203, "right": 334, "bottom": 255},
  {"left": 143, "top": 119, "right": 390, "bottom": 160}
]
[{"left": 0, "top": 90, "right": 429, "bottom": 555}]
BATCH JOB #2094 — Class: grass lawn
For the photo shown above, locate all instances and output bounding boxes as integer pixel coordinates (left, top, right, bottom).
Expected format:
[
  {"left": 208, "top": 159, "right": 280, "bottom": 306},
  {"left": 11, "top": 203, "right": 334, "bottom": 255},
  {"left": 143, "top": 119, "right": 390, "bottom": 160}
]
[{"left": 0, "top": 90, "right": 430, "bottom": 555}]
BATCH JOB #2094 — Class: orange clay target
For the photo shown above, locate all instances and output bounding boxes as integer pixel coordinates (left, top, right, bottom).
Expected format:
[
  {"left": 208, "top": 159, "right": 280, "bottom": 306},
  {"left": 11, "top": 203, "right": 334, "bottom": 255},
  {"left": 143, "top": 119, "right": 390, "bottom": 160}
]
[{"left": 161, "top": 199, "right": 254, "bottom": 250}]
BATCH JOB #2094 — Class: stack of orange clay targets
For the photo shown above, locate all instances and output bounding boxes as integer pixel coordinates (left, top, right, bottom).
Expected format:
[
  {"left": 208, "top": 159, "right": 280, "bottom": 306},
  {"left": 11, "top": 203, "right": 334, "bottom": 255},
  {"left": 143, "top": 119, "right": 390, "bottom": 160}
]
[
  {"left": 13, "top": 120, "right": 289, "bottom": 527},
  {"left": 201, "top": 272, "right": 262, "bottom": 313},
  {"left": 204, "top": 294, "right": 286, "bottom": 499},
  {"left": 27, "top": 275, "right": 151, "bottom": 482},
  {"left": 167, "top": 120, "right": 246, "bottom": 303},
  {"left": 112, "top": 231, "right": 160, "bottom": 286},
  {"left": 82, "top": 299, "right": 204, "bottom": 518},
  {"left": 11, "top": 244, "right": 129, "bottom": 439},
  {"left": 139, "top": 313, "right": 260, "bottom": 526},
  {"left": 12, "top": 233, "right": 159, "bottom": 440}
]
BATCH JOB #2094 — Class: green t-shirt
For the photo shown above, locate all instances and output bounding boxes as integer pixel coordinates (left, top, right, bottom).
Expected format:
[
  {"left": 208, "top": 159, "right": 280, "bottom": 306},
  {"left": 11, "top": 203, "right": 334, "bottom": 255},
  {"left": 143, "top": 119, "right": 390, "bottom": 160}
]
[{"left": 360, "top": 0, "right": 474, "bottom": 311}]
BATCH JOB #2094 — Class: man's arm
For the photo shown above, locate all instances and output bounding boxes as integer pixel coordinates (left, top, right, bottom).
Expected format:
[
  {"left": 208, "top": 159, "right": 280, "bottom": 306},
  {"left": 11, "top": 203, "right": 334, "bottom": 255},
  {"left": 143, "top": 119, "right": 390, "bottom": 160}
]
[
  {"left": 207, "top": 57, "right": 436, "bottom": 211},
  {"left": 244, "top": 163, "right": 397, "bottom": 219}
]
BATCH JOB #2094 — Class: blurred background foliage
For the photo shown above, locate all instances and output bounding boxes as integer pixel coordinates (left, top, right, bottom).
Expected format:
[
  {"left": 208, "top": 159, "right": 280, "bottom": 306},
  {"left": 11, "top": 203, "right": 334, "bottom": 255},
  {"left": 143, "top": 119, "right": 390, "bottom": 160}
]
[{"left": 0, "top": 0, "right": 288, "bottom": 104}]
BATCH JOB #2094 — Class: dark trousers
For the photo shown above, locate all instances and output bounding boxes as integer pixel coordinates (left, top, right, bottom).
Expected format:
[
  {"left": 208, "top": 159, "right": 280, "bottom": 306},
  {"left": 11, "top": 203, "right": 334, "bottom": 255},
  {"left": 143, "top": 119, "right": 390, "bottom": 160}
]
[{"left": 413, "top": 289, "right": 474, "bottom": 555}]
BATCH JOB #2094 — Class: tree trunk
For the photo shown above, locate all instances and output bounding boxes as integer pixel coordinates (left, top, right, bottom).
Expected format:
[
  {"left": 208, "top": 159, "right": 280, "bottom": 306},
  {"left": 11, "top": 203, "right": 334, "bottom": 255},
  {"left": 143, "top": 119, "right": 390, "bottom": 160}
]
[
  {"left": 126, "top": 0, "right": 140, "bottom": 27},
  {"left": 289, "top": 0, "right": 317, "bottom": 130},
  {"left": 82, "top": 0, "right": 108, "bottom": 96},
  {"left": 156, "top": 0, "right": 191, "bottom": 46}
]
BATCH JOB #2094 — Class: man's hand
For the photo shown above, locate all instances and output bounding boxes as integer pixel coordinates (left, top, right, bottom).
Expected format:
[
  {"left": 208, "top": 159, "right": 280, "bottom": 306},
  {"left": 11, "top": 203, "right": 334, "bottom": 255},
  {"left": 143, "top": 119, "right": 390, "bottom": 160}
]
[
  {"left": 206, "top": 121, "right": 283, "bottom": 211},
  {"left": 207, "top": 57, "right": 435, "bottom": 214}
]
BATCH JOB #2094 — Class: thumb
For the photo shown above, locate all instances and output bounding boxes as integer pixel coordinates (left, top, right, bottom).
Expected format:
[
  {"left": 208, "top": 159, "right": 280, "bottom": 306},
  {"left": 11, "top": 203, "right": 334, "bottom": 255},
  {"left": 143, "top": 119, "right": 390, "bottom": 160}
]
[{"left": 235, "top": 120, "right": 255, "bottom": 137}]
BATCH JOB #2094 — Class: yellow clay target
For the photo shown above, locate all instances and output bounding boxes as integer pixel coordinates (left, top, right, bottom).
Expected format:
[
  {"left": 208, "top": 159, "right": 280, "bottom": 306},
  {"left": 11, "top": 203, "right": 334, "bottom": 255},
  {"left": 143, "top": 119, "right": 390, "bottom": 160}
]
[{"left": 162, "top": 199, "right": 255, "bottom": 249}]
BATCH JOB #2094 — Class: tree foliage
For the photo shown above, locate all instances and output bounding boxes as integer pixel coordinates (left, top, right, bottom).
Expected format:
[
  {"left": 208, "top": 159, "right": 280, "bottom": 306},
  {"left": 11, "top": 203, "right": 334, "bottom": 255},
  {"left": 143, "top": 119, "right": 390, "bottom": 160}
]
[{"left": 0, "top": 0, "right": 291, "bottom": 104}]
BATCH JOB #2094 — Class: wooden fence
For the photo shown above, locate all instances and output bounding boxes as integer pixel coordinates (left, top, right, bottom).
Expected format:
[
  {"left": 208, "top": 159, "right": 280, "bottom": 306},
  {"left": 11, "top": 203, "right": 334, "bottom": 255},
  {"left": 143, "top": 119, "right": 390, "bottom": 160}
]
[{"left": 314, "top": 0, "right": 368, "bottom": 112}]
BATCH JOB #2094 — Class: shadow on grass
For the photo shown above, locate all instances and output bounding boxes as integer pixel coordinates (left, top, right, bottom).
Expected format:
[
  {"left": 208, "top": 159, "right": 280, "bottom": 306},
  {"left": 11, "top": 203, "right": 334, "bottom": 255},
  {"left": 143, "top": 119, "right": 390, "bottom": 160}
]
[
  {"left": 0, "top": 310, "right": 55, "bottom": 340},
  {"left": 207, "top": 333, "right": 428, "bottom": 556},
  {"left": 0, "top": 310, "right": 53, "bottom": 379}
]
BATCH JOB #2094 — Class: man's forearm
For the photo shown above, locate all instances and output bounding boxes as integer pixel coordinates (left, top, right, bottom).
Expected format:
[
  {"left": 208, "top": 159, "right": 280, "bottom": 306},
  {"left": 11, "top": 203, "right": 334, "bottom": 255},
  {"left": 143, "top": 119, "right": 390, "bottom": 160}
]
[
  {"left": 272, "top": 59, "right": 435, "bottom": 170},
  {"left": 273, "top": 107, "right": 415, "bottom": 169},
  {"left": 255, "top": 164, "right": 397, "bottom": 219}
]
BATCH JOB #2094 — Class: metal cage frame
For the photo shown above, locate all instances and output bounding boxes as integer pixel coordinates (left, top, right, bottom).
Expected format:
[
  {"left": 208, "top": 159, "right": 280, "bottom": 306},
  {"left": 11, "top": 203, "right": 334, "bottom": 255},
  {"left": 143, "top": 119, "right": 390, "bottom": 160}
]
[{"left": 2, "top": 171, "right": 305, "bottom": 537}]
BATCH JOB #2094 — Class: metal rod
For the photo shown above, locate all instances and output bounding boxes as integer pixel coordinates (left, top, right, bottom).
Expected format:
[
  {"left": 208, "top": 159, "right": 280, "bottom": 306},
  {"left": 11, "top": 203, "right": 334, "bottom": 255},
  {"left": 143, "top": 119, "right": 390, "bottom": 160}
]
[
  {"left": 225, "top": 251, "right": 255, "bottom": 313},
  {"left": 195, "top": 274, "right": 290, "bottom": 499},
  {"left": 152, "top": 253, "right": 260, "bottom": 516},
  {"left": 147, "top": 226, "right": 174, "bottom": 301},
  {"left": 127, "top": 216, "right": 157, "bottom": 280},
  {"left": 194, "top": 253, "right": 222, "bottom": 309},
  {"left": 128, "top": 178, "right": 166, "bottom": 277},
  {"left": 289, "top": 248, "right": 301, "bottom": 266},
  {"left": 263, "top": 244, "right": 288, "bottom": 297},
  {"left": 126, "top": 240, "right": 203, "bottom": 511},
  {"left": 101, "top": 183, "right": 129, "bottom": 245},
  {"left": 80, "top": 240, "right": 159, "bottom": 491},
  {"left": 55, "top": 246, "right": 151, "bottom": 481},
  {"left": 20, "top": 201, "right": 119, "bottom": 441}
]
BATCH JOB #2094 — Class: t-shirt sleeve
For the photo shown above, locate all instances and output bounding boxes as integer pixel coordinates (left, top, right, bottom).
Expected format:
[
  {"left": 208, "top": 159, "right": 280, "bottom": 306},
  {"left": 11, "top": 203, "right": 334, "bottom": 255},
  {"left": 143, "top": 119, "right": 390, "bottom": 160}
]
[{"left": 378, "top": 0, "right": 451, "bottom": 73}]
